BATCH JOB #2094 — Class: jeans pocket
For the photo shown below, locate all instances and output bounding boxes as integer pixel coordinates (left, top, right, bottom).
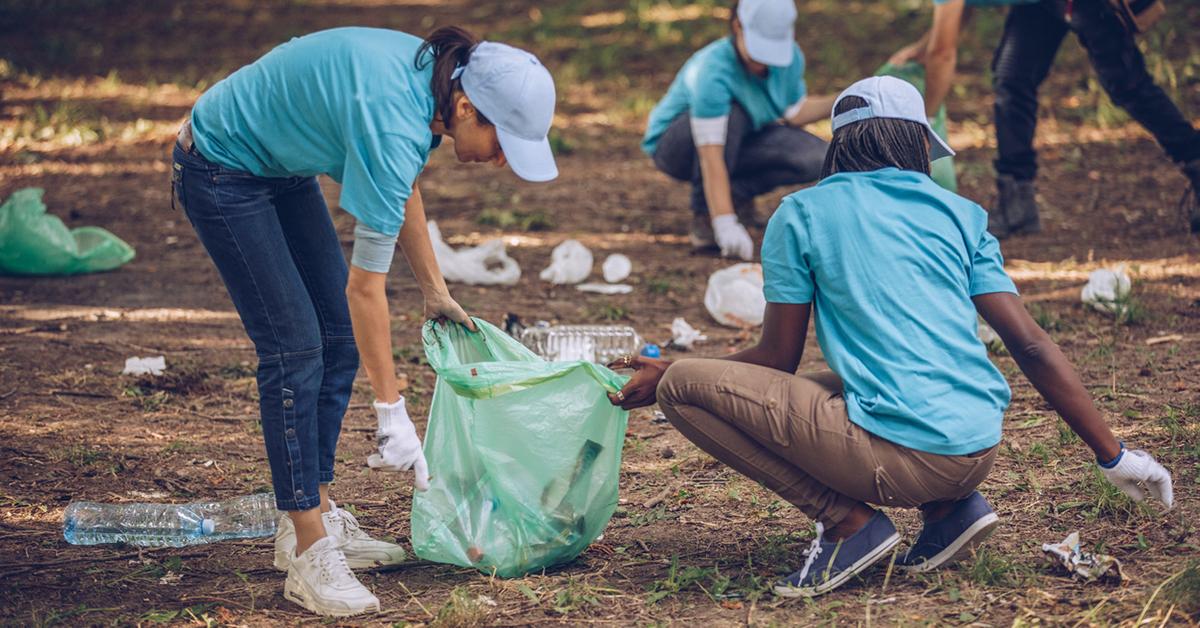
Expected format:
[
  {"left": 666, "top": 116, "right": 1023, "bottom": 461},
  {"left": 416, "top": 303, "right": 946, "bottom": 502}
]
[{"left": 170, "top": 161, "right": 186, "bottom": 212}]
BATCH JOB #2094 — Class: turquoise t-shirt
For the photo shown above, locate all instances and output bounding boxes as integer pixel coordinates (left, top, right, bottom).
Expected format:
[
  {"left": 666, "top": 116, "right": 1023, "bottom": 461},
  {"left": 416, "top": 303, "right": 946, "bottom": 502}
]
[
  {"left": 192, "top": 27, "right": 440, "bottom": 237},
  {"left": 761, "top": 168, "right": 1017, "bottom": 456},
  {"left": 641, "top": 37, "right": 806, "bottom": 155}
]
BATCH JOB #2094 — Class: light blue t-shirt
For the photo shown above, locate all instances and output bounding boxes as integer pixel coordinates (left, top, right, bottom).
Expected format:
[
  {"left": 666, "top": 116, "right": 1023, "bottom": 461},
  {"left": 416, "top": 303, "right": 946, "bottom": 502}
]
[
  {"left": 641, "top": 37, "right": 806, "bottom": 155},
  {"left": 192, "top": 27, "right": 440, "bottom": 237},
  {"left": 761, "top": 168, "right": 1018, "bottom": 456}
]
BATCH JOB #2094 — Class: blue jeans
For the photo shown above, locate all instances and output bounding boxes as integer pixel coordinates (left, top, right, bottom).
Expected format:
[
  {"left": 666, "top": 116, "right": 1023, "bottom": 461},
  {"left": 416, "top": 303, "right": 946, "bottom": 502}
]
[
  {"left": 172, "top": 141, "right": 359, "bottom": 511},
  {"left": 651, "top": 104, "right": 828, "bottom": 215}
]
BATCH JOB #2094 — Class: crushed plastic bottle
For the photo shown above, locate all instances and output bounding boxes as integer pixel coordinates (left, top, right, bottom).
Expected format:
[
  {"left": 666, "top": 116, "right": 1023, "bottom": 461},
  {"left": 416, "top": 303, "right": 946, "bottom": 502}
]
[
  {"left": 517, "top": 324, "right": 642, "bottom": 364},
  {"left": 63, "top": 493, "right": 277, "bottom": 547}
]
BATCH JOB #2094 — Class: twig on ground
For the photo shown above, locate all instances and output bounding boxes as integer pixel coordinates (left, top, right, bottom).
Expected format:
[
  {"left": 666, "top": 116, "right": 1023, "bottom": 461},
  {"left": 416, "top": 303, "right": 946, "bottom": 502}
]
[{"left": 642, "top": 487, "right": 672, "bottom": 509}]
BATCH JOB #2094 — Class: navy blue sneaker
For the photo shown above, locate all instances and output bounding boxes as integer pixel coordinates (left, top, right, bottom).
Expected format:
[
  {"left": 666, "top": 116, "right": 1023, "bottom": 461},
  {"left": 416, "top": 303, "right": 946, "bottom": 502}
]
[
  {"left": 898, "top": 491, "right": 1000, "bottom": 573},
  {"left": 773, "top": 510, "right": 901, "bottom": 598}
]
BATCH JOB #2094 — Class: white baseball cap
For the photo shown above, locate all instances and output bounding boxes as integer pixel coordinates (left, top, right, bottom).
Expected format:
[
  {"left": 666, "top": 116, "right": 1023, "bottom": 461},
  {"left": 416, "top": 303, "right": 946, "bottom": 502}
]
[
  {"left": 459, "top": 41, "right": 558, "bottom": 182},
  {"left": 736, "top": 0, "right": 798, "bottom": 67},
  {"left": 831, "top": 76, "right": 955, "bottom": 161}
]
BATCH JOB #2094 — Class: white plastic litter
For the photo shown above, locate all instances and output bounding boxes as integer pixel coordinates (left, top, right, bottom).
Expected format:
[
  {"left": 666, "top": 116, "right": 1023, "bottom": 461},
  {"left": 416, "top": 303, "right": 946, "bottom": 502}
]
[
  {"left": 576, "top": 282, "right": 633, "bottom": 295},
  {"left": 704, "top": 263, "right": 766, "bottom": 328},
  {"left": 539, "top": 239, "right": 593, "bottom": 285},
  {"left": 601, "top": 254, "right": 632, "bottom": 283},
  {"left": 428, "top": 221, "right": 520, "bottom": 286},
  {"left": 670, "top": 317, "right": 708, "bottom": 350},
  {"left": 1080, "top": 267, "right": 1131, "bottom": 314},
  {"left": 123, "top": 356, "right": 166, "bottom": 376},
  {"left": 1041, "top": 531, "right": 1124, "bottom": 583}
]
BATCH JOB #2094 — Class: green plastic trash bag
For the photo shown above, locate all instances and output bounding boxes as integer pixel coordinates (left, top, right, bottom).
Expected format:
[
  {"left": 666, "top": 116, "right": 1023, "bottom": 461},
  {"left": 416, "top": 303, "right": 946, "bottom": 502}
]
[
  {"left": 0, "top": 187, "right": 135, "bottom": 276},
  {"left": 876, "top": 62, "right": 958, "bottom": 193},
  {"left": 411, "top": 318, "right": 630, "bottom": 578}
]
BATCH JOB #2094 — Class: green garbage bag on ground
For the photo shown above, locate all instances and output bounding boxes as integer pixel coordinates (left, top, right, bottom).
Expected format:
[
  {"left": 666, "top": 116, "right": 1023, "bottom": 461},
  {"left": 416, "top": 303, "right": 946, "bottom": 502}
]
[
  {"left": 876, "top": 62, "right": 958, "bottom": 193},
  {"left": 0, "top": 187, "right": 135, "bottom": 276},
  {"left": 411, "top": 319, "right": 630, "bottom": 577}
]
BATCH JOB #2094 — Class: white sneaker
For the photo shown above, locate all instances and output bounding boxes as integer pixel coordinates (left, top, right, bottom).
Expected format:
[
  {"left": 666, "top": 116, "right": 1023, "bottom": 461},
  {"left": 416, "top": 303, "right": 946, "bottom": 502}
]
[
  {"left": 274, "top": 503, "right": 406, "bottom": 571},
  {"left": 283, "top": 536, "right": 381, "bottom": 617}
]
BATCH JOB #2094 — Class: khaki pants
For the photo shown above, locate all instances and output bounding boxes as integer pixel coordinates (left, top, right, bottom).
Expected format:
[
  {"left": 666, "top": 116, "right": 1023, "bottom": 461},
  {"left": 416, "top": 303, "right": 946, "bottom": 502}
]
[{"left": 657, "top": 359, "right": 997, "bottom": 526}]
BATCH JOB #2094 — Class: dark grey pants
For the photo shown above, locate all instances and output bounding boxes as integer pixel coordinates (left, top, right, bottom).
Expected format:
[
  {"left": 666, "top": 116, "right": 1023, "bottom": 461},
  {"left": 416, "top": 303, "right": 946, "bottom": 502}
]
[
  {"left": 651, "top": 104, "right": 828, "bottom": 215},
  {"left": 992, "top": 0, "right": 1200, "bottom": 180}
]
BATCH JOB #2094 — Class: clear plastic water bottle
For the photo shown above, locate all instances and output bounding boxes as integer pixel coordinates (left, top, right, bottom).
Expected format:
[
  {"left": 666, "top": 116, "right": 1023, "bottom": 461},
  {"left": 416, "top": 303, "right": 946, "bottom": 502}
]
[
  {"left": 63, "top": 493, "right": 278, "bottom": 547},
  {"left": 518, "top": 325, "right": 642, "bottom": 364}
]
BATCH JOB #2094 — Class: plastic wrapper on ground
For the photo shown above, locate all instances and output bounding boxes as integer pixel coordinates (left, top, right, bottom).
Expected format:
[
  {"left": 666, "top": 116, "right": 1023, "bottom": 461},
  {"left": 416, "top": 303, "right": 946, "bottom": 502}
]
[
  {"left": 704, "top": 263, "right": 766, "bottom": 328},
  {"left": 539, "top": 239, "right": 593, "bottom": 284},
  {"left": 428, "top": 221, "right": 520, "bottom": 286},
  {"left": 1081, "top": 267, "right": 1132, "bottom": 314},
  {"left": 0, "top": 188, "right": 135, "bottom": 276},
  {"left": 411, "top": 318, "right": 630, "bottom": 578},
  {"left": 1041, "top": 531, "right": 1124, "bottom": 583}
]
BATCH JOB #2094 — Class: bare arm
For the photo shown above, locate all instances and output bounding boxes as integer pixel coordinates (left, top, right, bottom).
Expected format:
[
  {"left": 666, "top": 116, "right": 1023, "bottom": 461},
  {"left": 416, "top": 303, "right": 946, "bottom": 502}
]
[
  {"left": 784, "top": 95, "right": 837, "bottom": 128},
  {"left": 723, "top": 302, "right": 811, "bottom": 372},
  {"left": 696, "top": 144, "right": 735, "bottom": 218},
  {"left": 923, "top": 0, "right": 965, "bottom": 117},
  {"left": 347, "top": 266, "right": 401, "bottom": 403},
  {"left": 397, "top": 184, "right": 475, "bottom": 331},
  {"left": 607, "top": 303, "right": 810, "bottom": 410},
  {"left": 346, "top": 183, "right": 474, "bottom": 404},
  {"left": 974, "top": 292, "right": 1122, "bottom": 461}
]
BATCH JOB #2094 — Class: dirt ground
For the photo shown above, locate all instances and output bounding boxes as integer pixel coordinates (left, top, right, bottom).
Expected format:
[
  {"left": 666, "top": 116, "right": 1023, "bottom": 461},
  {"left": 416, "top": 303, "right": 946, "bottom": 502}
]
[{"left": 2, "top": 1, "right": 1199, "bottom": 625}]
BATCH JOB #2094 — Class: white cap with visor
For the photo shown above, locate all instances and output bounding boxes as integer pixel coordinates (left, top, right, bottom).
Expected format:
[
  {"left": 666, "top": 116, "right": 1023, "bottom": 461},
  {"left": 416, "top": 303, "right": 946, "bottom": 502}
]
[
  {"left": 458, "top": 42, "right": 558, "bottom": 182},
  {"left": 831, "top": 76, "right": 956, "bottom": 161},
  {"left": 737, "top": 0, "right": 798, "bottom": 67}
]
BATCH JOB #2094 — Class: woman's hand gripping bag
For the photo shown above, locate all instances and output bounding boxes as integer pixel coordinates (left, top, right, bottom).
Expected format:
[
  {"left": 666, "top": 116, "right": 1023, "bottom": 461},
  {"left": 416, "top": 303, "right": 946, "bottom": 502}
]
[{"left": 411, "top": 319, "right": 629, "bottom": 577}]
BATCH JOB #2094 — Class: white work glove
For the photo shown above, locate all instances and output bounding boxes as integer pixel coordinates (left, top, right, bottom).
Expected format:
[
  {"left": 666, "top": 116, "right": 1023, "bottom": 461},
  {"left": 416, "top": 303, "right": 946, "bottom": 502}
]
[
  {"left": 366, "top": 397, "right": 430, "bottom": 491},
  {"left": 712, "top": 214, "right": 754, "bottom": 261},
  {"left": 1099, "top": 446, "right": 1173, "bottom": 510}
]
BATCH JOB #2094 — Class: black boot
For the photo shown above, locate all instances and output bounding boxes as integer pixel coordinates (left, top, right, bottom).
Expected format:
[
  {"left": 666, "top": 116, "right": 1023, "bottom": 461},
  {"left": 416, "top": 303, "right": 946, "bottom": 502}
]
[
  {"left": 1181, "top": 159, "right": 1200, "bottom": 234},
  {"left": 994, "top": 174, "right": 1041, "bottom": 239}
]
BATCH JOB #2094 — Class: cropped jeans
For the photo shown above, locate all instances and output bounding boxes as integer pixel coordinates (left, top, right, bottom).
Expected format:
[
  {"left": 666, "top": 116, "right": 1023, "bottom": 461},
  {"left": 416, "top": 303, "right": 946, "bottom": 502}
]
[{"left": 172, "top": 132, "right": 359, "bottom": 511}]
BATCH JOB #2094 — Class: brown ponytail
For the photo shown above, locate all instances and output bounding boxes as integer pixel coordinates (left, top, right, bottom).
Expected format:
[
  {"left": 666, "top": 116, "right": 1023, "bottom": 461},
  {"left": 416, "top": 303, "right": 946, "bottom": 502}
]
[{"left": 415, "top": 26, "right": 491, "bottom": 128}]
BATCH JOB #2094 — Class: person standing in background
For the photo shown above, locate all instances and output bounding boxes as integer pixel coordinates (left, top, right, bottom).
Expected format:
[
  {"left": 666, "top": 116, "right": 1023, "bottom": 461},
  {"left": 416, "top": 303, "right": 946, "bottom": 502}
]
[{"left": 889, "top": 0, "right": 1200, "bottom": 238}]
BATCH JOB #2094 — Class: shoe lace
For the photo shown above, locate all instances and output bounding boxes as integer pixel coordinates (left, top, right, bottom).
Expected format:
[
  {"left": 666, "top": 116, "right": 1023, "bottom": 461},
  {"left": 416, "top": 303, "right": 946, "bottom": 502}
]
[
  {"left": 334, "top": 508, "right": 368, "bottom": 542},
  {"left": 316, "top": 543, "right": 354, "bottom": 584},
  {"left": 794, "top": 522, "right": 825, "bottom": 585}
]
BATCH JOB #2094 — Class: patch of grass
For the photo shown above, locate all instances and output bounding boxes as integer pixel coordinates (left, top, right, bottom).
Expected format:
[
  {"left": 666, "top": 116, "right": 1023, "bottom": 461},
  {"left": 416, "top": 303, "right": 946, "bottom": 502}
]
[
  {"left": 964, "top": 547, "right": 1027, "bottom": 587},
  {"left": 1027, "top": 302, "right": 1061, "bottom": 332},
  {"left": 1162, "top": 560, "right": 1200, "bottom": 617},
  {"left": 218, "top": 361, "right": 254, "bottom": 379},
  {"left": 431, "top": 587, "right": 489, "bottom": 628},
  {"left": 1159, "top": 405, "right": 1200, "bottom": 448},
  {"left": 1056, "top": 423, "right": 1081, "bottom": 448},
  {"left": 122, "top": 385, "right": 170, "bottom": 412},
  {"left": 590, "top": 303, "right": 629, "bottom": 322},
  {"left": 645, "top": 556, "right": 721, "bottom": 603},
  {"left": 552, "top": 578, "right": 616, "bottom": 614},
  {"left": 646, "top": 276, "right": 676, "bottom": 296},
  {"left": 161, "top": 440, "right": 198, "bottom": 455},
  {"left": 476, "top": 208, "right": 555, "bottom": 231},
  {"left": 1073, "top": 465, "right": 1142, "bottom": 520},
  {"left": 548, "top": 127, "right": 575, "bottom": 155}
]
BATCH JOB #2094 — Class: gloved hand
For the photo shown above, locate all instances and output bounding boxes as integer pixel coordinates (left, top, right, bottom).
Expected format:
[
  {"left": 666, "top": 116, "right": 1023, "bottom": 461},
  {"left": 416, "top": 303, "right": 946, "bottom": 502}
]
[
  {"left": 712, "top": 214, "right": 754, "bottom": 261},
  {"left": 366, "top": 397, "right": 430, "bottom": 491},
  {"left": 1099, "top": 447, "right": 1173, "bottom": 510}
]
